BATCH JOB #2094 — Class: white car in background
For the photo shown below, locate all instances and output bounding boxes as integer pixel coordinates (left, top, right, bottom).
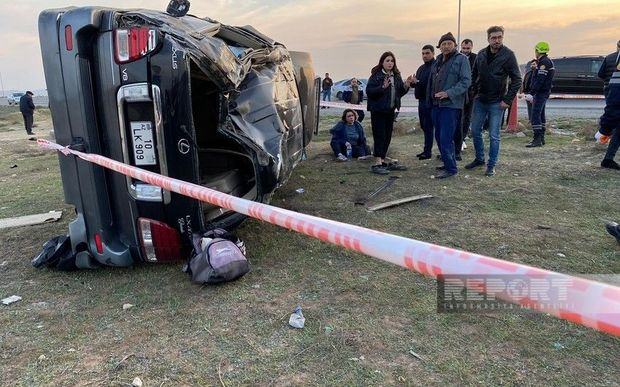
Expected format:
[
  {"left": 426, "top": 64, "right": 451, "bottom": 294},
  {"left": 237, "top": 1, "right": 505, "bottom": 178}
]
[
  {"left": 331, "top": 78, "right": 367, "bottom": 100},
  {"left": 7, "top": 92, "right": 24, "bottom": 105}
]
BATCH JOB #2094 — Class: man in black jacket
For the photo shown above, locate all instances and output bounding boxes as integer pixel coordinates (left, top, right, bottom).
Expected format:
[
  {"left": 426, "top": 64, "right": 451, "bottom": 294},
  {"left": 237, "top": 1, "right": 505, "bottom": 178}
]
[
  {"left": 411, "top": 44, "right": 436, "bottom": 160},
  {"left": 455, "top": 39, "right": 477, "bottom": 160},
  {"left": 19, "top": 91, "right": 36, "bottom": 135},
  {"left": 465, "top": 26, "right": 522, "bottom": 177},
  {"left": 598, "top": 40, "right": 620, "bottom": 100}
]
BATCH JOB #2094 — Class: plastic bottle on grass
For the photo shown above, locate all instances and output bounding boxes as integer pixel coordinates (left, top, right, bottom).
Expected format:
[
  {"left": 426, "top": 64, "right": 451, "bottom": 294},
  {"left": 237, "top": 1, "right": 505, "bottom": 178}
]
[{"left": 345, "top": 142, "right": 352, "bottom": 160}]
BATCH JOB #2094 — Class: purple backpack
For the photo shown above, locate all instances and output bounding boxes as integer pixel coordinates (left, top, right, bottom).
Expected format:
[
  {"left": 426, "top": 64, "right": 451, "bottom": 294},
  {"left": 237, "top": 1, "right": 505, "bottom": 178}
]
[{"left": 183, "top": 229, "right": 249, "bottom": 284}]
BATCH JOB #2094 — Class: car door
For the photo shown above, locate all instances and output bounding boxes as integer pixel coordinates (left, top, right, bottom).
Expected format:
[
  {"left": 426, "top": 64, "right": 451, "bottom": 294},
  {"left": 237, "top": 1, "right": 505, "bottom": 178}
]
[{"left": 553, "top": 58, "right": 589, "bottom": 94}]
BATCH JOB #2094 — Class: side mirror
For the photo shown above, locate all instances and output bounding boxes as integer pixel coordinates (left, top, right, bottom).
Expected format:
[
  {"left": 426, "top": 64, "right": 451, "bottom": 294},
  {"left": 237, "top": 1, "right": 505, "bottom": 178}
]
[{"left": 166, "top": 0, "right": 190, "bottom": 17}]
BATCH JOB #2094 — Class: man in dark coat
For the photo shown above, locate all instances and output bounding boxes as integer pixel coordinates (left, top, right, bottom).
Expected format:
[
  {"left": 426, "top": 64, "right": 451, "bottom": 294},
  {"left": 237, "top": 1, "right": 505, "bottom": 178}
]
[
  {"left": 19, "top": 91, "right": 36, "bottom": 135},
  {"left": 411, "top": 44, "right": 436, "bottom": 160},
  {"left": 454, "top": 38, "right": 477, "bottom": 160},
  {"left": 598, "top": 40, "right": 620, "bottom": 100}
]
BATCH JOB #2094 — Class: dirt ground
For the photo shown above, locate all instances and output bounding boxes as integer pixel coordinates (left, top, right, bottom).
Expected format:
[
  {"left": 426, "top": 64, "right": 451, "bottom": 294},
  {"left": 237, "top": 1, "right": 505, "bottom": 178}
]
[{"left": 0, "top": 107, "right": 619, "bottom": 385}]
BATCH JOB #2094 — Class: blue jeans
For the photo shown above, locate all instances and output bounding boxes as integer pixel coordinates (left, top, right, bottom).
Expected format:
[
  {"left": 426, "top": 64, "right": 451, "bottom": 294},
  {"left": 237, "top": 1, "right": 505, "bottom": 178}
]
[
  {"left": 432, "top": 107, "right": 460, "bottom": 174},
  {"left": 322, "top": 89, "right": 331, "bottom": 101},
  {"left": 471, "top": 100, "right": 505, "bottom": 168}
]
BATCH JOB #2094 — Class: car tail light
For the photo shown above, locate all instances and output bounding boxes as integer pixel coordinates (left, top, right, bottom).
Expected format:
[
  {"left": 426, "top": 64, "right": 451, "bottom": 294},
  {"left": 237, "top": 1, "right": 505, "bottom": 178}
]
[
  {"left": 64, "top": 25, "right": 73, "bottom": 51},
  {"left": 137, "top": 218, "right": 182, "bottom": 262},
  {"left": 115, "top": 28, "right": 158, "bottom": 63},
  {"left": 94, "top": 233, "right": 103, "bottom": 254}
]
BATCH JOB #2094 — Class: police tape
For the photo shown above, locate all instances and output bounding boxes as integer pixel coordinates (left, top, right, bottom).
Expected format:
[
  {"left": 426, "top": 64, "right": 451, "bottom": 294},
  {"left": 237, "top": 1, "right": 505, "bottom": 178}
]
[
  {"left": 320, "top": 100, "right": 417, "bottom": 112},
  {"left": 549, "top": 94, "right": 605, "bottom": 100},
  {"left": 38, "top": 138, "right": 620, "bottom": 336}
]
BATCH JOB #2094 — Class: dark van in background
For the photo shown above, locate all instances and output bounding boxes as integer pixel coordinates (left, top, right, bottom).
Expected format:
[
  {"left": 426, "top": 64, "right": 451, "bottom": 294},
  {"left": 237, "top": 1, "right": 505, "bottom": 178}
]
[{"left": 551, "top": 55, "right": 605, "bottom": 94}]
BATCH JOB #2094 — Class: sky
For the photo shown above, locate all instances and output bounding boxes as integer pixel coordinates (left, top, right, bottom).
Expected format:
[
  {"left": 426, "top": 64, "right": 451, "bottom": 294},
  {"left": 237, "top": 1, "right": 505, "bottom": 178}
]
[{"left": 0, "top": 0, "right": 619, "bottom": 93}]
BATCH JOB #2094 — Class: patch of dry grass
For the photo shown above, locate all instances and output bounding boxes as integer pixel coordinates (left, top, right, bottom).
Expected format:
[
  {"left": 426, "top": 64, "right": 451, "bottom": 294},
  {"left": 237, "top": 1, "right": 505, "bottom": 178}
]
[{"left": 0, "top": 114, "right": 618, "bottom": 385}]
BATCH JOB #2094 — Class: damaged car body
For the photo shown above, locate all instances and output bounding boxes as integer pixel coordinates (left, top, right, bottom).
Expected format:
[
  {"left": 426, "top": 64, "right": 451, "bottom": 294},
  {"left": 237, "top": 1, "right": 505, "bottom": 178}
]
[{"left": 38, "top": 7, "right": 319, "bottom": 268}]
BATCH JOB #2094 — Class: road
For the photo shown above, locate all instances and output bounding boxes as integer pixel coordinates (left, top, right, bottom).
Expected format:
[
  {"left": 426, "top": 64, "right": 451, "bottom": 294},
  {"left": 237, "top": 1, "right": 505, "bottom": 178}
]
[
  {"left": 0, "top": 94, "right": 605, "bottom": 119},
  {"left": 394, "top": 94, "right": 605, "bottom": 119}
]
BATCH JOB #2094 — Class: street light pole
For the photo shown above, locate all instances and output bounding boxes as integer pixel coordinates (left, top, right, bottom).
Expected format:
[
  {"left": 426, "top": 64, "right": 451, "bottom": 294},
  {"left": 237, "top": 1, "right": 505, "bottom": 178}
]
[{"left": 457, "top": 0, "right": 462, "bottom": 45}]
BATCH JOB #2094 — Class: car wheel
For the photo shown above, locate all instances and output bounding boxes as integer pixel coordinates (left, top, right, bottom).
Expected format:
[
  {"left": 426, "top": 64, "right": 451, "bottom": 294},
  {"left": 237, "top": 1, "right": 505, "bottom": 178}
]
[{"left": 336, "top": 91, "right": 343, "bottom": 100}]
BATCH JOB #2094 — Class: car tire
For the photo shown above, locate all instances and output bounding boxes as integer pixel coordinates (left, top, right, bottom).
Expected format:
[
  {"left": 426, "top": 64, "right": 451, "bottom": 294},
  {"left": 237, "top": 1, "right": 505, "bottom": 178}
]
[{"left": 336, "top": 91, "right": 343, "bottom": 100}]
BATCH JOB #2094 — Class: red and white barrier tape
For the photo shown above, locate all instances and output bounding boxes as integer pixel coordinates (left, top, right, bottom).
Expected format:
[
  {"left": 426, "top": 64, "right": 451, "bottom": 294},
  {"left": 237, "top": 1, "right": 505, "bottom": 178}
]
[
  {"left": 549, "top": 94, "right": 605, "bottom": 100},
  {"left": 320, "top": 100, "right": 417, "bottom": 112},
  {"left": 38, "top": 138, "right": 620, "bottom": 336}
]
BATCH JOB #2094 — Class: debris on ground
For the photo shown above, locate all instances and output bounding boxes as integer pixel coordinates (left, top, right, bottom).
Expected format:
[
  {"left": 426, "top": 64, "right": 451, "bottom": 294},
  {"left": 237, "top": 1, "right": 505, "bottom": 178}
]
[
  {"left": 288, "top": 305, "right": 305, "bottom": 329},
  {"left": 122, "top": 303, "right": 134, "bottom": 311},
  {"left": 132, "top": 377, "right": 143, "bottom": 387},
  {"left": 0, "top": 210, "right": 62, "bottom": 229},
  {"left": 354, "top": 176, "right": 399, "bottom": 205},
  {"left": 2, "top": 295, "right": 22, "bottom": 305},
  {"left": 409, "top": 350, "right": 425, "bottom": 361},
  {"left": 367, "top": 195, "right": 433, "bottom": 211},
  {"left": 295, "top": 188, "right": 305, "bottom": 194}
]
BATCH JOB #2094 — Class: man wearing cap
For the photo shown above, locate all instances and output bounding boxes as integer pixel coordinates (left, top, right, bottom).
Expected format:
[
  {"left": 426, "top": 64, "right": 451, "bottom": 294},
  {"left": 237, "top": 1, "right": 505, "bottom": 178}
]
[
  {"left": 525, "top": 42, "right": 555, "bottom": 148},
  {"left": 427, "top": 32, "right": 471, "bottom": 178},
  {"left": 19, "top": 91, "right": 35, "bottom": 135},
  {"left": 598, "top": 40, "right": 620, "bottom": 100},
  {"left": 465, "top": 26, "right": 522, "bottom": 177}
]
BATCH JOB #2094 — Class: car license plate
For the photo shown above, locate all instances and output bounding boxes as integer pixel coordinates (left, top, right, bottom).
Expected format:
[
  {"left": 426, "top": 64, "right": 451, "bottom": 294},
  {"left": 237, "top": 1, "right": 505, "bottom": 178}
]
[{"left": 131, "top": 121, "right": 156, "bottom": 166}]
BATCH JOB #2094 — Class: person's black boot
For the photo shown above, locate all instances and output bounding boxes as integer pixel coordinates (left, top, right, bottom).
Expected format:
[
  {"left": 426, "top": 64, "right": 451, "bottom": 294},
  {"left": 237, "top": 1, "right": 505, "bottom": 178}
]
[
  {"left": 526, "top": 132, "right": 544, "bottom": 147},
  {"left": 601, "top": 159, "right": 620, "bottom": 170},
  {"left": 606, "top": 222, "right": 620, "bottom": 243}
]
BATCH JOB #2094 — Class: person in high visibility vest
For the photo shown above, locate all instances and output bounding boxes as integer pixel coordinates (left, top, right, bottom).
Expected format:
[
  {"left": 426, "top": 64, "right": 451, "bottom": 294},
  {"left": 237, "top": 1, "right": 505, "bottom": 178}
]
[
  {"left": 595, "top": 67, "right": 620, "bottom": 170},
  {"left": 525, "top": 41, "right": 555, "bottom": 148}
]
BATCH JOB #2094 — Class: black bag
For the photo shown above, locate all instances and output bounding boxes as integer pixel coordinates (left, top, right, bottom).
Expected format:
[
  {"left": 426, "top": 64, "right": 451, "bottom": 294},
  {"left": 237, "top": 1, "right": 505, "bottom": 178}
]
[
  {"left": 32, "top": 236, "right": 77, "bottom": 271},
  {"left": 183, "top": 229, "right": 249, "bottom": 284}
]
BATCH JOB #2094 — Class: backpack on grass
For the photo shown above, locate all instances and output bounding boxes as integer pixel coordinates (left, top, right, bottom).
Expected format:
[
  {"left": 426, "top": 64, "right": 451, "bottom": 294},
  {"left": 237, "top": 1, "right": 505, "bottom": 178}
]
[{"left": 183, "top": 228, "right": 249, "bottom": 284}]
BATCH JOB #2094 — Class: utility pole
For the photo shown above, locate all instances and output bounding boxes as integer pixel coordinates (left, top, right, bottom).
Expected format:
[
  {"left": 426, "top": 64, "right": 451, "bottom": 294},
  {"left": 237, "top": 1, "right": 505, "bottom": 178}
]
[
  {"left": 0, "top": 71, "right": 4, "bottom": 98},
  {"left": 457, "top": 0, "right": 462, "bottom": 45}
]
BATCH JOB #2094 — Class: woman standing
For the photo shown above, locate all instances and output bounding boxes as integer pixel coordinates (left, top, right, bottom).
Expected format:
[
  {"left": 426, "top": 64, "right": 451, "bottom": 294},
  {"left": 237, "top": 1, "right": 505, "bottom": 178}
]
[{"left": 366, "top": 51, "right": 413, "bottom": 174}]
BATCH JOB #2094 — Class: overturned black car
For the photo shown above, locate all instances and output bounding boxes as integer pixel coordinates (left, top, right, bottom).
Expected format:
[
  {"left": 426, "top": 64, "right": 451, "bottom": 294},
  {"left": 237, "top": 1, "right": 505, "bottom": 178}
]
[{"left": 38, "top": 6, "right": 319, "bottom": 268}]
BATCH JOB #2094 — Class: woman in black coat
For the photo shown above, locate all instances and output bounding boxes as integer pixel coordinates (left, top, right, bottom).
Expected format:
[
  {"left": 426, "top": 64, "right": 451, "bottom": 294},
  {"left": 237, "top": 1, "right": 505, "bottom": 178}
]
[{"left": 366, "top": 51, "right": 413, "bottom": 174}]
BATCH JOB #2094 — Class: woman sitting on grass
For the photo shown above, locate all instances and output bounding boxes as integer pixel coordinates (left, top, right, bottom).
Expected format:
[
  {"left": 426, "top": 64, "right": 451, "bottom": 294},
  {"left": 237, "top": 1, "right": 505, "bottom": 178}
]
[{"left": 329, "top": 109, "right": 370, "bottom": 161}]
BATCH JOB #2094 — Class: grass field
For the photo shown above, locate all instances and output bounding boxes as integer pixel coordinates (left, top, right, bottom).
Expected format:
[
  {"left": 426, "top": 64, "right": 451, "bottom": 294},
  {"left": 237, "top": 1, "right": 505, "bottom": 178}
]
[{"left": 0, "top": 106, "right": 618, "bottom": 385}]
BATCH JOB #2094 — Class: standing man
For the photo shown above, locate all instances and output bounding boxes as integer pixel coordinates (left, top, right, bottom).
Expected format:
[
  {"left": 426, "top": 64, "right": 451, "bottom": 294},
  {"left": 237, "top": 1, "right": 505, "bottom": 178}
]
[
  {"left": 598, "top": 40, "right": 620, "bottom": 100},
  {"left": 454, "top": 38, "right": 477, "bottom": 160},
  {"left": 525, "top": 42, "right": 555, "bottom": 148},
  {"left": 19, "top": 91, "right": 35, "bottom": 135},
  {"left": 321, "top": 73, "right": 333, "bottom": 106},
  {"left": 411, "top": 44, "right": 436, "bottom": 160},
  {"left": 465, "top": 26, "right": 521, "bottom": 177},
  {"left": 427, "top": 32, "right": 471, "bottom": 179},
  {"left": 342, "top": 78, "right": 365, "bottom": 122},
  {"left": 595, "top": 68, "right": 620, "bottom": 170}
]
